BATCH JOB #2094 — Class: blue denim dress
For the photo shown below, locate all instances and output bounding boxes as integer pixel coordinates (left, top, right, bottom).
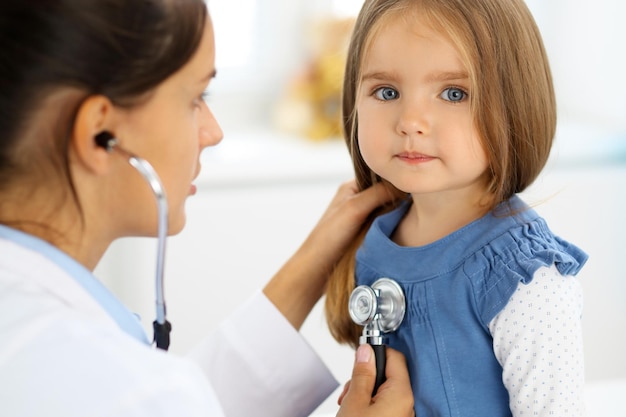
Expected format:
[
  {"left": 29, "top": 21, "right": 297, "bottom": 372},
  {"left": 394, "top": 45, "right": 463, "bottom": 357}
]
[{"left": 355, "top": 195, "right": 588, "bottom": 417}]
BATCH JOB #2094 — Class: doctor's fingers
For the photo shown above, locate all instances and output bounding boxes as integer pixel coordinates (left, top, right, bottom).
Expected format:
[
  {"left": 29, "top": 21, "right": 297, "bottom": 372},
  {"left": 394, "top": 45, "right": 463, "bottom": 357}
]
[
  {"left": 329, "top": 180, "right": 393, "bottom": 227},
  {"left": 369, "top": 347, "right": 414, "bottom": 416},
  {"left": 336, "top": 344, "right": 377, "bottom": 416},
  {"left": 338, "top": 346, "right": 412, "bottom": 407},
  {"left": 337, "top": 346, "right": 414, "bottom": 417},
  {"left": 337, "top": 379, "right": 351, "bottom": 406},
  {"left": 312, "top": 181, "right": 393, "bottom": 249}
]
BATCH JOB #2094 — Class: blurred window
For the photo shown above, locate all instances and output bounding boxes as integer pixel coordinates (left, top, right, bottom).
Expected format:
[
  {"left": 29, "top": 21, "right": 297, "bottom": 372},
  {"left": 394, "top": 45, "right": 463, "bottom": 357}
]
[
  {"left": 331, "top": 0, "right": 364, "bottom": 17},
  {"left": 210, "top": 0, "right": 257, "bottom": 69},
  {"left": 208, "top": 1, "right": 626, "bottom": 137}
]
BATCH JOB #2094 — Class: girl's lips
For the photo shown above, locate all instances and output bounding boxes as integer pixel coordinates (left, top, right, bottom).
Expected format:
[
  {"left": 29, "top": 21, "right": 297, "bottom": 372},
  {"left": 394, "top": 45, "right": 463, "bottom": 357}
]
[{"left": 395, "top": 152, "right": 435, "bottom": 164}]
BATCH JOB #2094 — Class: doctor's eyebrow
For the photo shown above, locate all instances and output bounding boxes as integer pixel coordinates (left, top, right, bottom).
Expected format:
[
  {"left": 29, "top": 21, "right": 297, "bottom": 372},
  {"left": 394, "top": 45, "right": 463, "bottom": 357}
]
[{"left": 199, "top": 69, "right": 217, "bottom": 84}]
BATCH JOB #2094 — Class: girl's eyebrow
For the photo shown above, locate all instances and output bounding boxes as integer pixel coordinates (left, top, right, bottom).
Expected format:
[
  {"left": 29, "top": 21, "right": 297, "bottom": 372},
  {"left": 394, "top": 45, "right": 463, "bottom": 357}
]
[
  {"left": 425, "top": 70, "right": 469, "bottom": 83},
  {"left": 360, "top": 70, "right": 400, "bottom": 83},
  {"left": 361, "top": 70, "right": 469, "bottom": 84}
]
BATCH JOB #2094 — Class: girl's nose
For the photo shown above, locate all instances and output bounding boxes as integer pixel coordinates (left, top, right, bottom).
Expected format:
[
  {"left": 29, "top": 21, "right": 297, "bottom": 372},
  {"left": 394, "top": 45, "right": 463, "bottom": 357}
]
[{"left": 396, "top": 98, "right": 429, "bottom": 137}]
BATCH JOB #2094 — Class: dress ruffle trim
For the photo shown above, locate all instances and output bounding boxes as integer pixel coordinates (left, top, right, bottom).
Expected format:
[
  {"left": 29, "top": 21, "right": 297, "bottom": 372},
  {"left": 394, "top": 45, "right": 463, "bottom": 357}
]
[{"left": 467, "top": 216, "right": 588, "bottom": 325}]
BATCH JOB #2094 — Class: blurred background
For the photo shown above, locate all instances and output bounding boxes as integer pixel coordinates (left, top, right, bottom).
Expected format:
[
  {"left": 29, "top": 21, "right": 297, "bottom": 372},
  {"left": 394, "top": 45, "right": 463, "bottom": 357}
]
[{"left": 97, "top": 0, "right": 626, "bottom": 415}]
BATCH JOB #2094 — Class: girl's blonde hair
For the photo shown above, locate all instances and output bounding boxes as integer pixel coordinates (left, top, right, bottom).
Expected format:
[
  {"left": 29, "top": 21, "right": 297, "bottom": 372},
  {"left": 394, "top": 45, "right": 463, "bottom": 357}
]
[{"left": 325, "top": 0, "right": 556, "bottom": 348}]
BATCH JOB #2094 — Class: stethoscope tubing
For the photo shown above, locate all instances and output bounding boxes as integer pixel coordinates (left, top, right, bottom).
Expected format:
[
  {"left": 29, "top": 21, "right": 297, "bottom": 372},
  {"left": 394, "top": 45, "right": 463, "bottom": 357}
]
[
  {"left": 123, "top": 151, "right": 171, "bottom": 350},
  {"left": 372, "top": 344, "right": 386, "bottom": 395},
  {"left": 94, "top": 132, "right": 171, "bottom": 350},
  {"left": 127, "top": 156, "right": 168, "bottom": 326}
]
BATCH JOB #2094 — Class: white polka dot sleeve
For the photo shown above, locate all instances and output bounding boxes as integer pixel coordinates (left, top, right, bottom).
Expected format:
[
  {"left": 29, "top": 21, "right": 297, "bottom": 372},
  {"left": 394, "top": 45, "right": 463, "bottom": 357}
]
[{"left": 488, "top": 264, "right": 586, "bottom": 417}]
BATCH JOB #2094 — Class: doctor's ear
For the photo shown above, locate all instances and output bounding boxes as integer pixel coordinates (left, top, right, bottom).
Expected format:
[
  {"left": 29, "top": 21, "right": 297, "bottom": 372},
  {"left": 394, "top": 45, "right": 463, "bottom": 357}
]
[{"left": 71, "top": 95, "right": 117, "bottom": 175}]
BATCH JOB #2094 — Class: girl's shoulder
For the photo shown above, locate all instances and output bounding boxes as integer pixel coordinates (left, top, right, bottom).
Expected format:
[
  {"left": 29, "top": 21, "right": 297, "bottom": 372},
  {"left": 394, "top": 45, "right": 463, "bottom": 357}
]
[
  {"left": 465, "top": 195, "right": 587, "bottom": 279},
  {"left": 462, "top": 195, "right": 588, "bottom": 324}
]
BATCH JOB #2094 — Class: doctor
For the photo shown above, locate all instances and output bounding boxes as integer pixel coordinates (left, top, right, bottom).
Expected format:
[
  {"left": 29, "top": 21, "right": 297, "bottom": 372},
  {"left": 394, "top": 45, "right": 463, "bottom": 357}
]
[{"left": 0, "top": 1, "right": 414, "bottom": 416}]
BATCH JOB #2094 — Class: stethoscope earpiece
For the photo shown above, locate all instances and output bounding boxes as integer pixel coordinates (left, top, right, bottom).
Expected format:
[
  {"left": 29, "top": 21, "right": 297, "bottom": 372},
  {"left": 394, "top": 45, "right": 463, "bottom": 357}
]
[
  {"left": 349, "top": 277, "right": 406, "bottom": 395},
  {"left": 94, "top": 131, "right": 118, "bottom": 152}
]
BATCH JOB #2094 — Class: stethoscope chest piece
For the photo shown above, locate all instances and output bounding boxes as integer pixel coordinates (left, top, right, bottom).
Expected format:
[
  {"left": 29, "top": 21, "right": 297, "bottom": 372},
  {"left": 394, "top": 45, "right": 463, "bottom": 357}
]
[
  {"left": 349, "top": 277, "right": 406, "bottom": 332},
  {"left": 348, "top": 277, "right": 406, "bottom": 396}
]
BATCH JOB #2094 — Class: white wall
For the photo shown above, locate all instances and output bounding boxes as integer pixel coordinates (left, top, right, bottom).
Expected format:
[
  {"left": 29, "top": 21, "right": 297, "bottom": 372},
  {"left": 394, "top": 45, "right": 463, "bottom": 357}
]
[{"left": 529, "top": 0, "right": 626, "bottom": 130}]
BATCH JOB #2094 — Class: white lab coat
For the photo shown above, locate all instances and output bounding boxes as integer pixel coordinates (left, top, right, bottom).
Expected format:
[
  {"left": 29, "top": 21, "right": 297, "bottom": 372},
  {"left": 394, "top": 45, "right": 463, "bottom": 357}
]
[{"left": 0, "top": 237, "right": 338, "bottom": 417}]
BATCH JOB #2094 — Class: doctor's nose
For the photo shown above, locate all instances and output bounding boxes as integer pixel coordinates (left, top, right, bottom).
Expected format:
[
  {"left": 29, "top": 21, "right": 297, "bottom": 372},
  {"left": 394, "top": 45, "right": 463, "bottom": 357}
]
[{"left": 199, "top": 105, "right": 224, "bottom": 149}]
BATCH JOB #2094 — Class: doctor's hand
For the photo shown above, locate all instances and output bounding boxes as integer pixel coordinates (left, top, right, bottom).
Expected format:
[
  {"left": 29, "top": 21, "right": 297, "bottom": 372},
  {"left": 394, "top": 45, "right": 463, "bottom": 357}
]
[
  {"left": 337, "top": 344, "right": 415, "bottom": 417},
  {"left": 264, "top": 180, "right": 393, "bottom": 330}
]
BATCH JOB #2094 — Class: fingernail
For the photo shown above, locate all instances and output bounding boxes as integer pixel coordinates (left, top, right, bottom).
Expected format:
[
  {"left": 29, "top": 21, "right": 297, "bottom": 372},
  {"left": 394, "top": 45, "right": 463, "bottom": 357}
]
[{"left": 356, "top": 344, "right": 371, "bottom": 363}]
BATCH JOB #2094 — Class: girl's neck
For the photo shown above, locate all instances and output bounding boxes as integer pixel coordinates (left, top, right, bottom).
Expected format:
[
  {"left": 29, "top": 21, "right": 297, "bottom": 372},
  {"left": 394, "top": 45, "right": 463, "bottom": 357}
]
[{"left": 392, "top": 190, "right": 494, "bottom": 247}]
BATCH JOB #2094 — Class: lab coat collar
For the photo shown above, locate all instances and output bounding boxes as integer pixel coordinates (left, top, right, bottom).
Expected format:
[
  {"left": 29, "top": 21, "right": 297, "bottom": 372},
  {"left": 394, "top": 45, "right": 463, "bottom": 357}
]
[{"left": 0, "top": 225, "right": 150, "bottom": 345}]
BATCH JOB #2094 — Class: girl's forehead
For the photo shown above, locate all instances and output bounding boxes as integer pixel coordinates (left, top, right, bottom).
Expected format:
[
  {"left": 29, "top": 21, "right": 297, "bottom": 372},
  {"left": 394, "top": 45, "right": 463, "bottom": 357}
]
[
  {"left": 362, "top": 9, "right": 467, "bottom": 66},
  {"left": 370, "top": 8, "right": 476, "bottom": 79},
  {"left": 365, "top": 8, "right": 434, "bottom": 53}
]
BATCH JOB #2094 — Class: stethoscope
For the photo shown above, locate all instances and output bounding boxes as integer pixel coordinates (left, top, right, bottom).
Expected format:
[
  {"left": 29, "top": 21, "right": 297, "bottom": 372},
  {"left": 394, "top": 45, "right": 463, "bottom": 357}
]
[
  {"left": 95, "top": 131, "right": 172, "bottom": 351},
  {"left": 348, "top": 277, "right": 406, "bottom": 395}
]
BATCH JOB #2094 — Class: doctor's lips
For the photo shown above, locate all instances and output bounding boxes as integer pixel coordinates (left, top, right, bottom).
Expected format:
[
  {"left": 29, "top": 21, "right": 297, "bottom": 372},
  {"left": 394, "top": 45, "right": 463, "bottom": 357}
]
[
  {"left": 395, "top": 151, "right": 435, "bottom": 164},
  {"left": 189, "top": 166, "right": 201, "bottom": 195}
]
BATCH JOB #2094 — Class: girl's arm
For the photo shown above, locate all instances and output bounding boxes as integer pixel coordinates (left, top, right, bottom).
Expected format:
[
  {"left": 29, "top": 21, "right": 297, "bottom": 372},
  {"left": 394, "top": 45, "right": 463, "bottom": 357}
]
[{"left": 489, "top": 264, "right": 586, "bottom": 416}]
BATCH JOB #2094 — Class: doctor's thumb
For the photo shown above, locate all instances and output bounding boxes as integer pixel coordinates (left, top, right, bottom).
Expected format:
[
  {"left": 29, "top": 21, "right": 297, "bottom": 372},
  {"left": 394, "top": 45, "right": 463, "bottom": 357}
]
[{"left": 338, "top": 344, "right": 377, "bottom": 411}]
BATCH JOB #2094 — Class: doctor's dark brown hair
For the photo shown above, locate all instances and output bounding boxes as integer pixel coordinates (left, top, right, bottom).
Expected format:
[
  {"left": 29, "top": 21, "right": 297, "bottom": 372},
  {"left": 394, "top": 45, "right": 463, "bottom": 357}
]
[
  {"left": 325, "top": 0, "right": 557, "bottom": 348},
  {"left": 0, "top": 0, "right": 207, "bottom": 227}
]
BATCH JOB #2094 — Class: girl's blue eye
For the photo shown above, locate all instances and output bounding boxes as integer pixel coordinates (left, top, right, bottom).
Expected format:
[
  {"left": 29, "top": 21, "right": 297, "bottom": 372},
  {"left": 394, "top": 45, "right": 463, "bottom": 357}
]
[
  {"left": 441, "top": 87, "right": 467, "bottom": 102},
  {"left": 374, "top": 87, "right": 399, "bottom": 101}
]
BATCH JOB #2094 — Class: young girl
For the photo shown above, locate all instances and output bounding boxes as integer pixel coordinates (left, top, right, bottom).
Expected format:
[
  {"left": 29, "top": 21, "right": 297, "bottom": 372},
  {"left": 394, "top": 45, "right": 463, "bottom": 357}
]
[{"left": 325, "top": 0, "right": 588, "bottom": 415}]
